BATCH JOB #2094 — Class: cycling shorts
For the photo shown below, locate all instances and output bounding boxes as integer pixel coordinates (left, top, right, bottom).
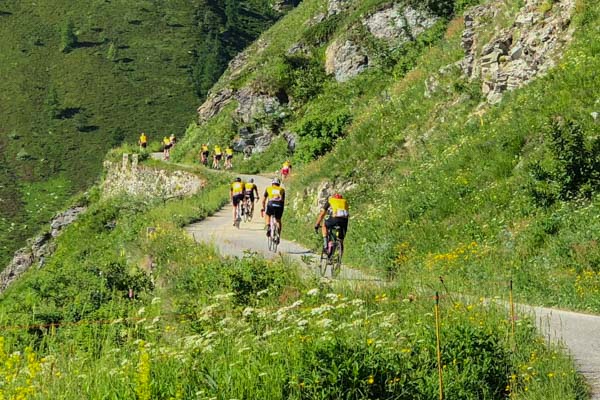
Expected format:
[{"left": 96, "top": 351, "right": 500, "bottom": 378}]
[
  {"left": 202, "top": 151, "right": 209, "bottom": 157},
  {"left": 232, "top": 194, "right": 244, "bottom": 206},
  {"left": 266, "top": 201, "right": 284, "bottom": 219},
  {"left": 141, "top": 142, "right": 147, "bottom": 148},
  {"left": 281, "top": 167, "right": 290, "bottom": 176},
  {"left": 325, "top": 217, "right": 348, "bottom": 240},
  {"left": 244, "top": 191, "right": 255, "bottom": 202},
  {"left": 215, "top": 154, "right": 222, "bottom": 161},
  {"left": 226, "top": 155, "right": 233, "bottom": 160}
]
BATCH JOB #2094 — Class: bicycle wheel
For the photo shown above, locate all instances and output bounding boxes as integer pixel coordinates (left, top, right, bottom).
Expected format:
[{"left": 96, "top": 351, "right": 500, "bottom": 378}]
[
  {"left": 271, "top": 221, "right": 280, "bottom": 252},
  {"left": 331, "top": 241, "right": 342, "bottom": 278},
  {"left": 318, "top": 250, "right": 329, "bottom": 277}
]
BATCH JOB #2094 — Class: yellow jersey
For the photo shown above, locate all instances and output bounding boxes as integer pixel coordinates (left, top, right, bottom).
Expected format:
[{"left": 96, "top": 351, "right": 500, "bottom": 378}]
[
  {"left": 163, "top": 137, "right": 170, "bottom": 145},
  {"left": 283, "top": 161, "right": 291, "bottom": 168},
  {"left": 226, "top": 148, "right": 234, "bottom": 156},
  {"left": 139, "top": 134, "right": 147, "bottom": 144},
  {"left": 201, "top": 145, "right": 209, "bottom": 152},
  {"left": 215, "top": 146, "right": 222, "bottom": 155},
  {"left": 328, "top": 197, "right": 349, "bottom": 218},
  {"left": 231, "top": 181, "right": 245, "bottom": 195},
  {"left": 265, "top": 185, "right": 285, "bottom": 202},
  {"left": 244, "top": 182, "right": 256, "bottom": 192}
]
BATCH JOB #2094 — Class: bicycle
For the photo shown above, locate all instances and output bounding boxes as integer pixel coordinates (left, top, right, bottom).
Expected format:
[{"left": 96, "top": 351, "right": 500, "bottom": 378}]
[
  {"left": 234, "top": 202, "right": 242, "bottom": 229},
  {"left": 242, "top": 195, "right": 253, "bottom": 223},
  {"left": 317, "top": 225, "right": 343, "bottom": 278},
  {"left": 200, "top": 153, "right": 209, "bottom": 166},
  {"left": 267, "top": 216, "right": 280, "bottom": 253}
]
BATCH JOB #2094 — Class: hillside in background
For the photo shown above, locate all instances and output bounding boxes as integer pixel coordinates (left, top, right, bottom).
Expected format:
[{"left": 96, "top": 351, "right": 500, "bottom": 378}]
[
  {"left": 176, "top": 0, "right": 600, "bottom": 310},
  {"left": 0, "top": 0, "right": 293, "bottom": 267}
]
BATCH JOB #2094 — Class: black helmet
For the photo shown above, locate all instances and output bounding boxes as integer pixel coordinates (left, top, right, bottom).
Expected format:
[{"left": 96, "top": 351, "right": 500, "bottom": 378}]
[
  {"left": 235, "top": 177, "right": 242, "bottom": 182},
  {"left": 249, "top": 178, "right": 254, "bottom": 183},
  {"left": 272, "top": 178, "right": 281, "bottom": 185}
]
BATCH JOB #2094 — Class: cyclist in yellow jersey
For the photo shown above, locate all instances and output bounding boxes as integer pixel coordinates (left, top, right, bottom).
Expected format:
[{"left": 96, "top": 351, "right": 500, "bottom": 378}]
[
  {"left": 138, "top": 133, "right": 147, "bottom": 149},
  {"left": 163, "top": 136, "right": 172, "bottom": 160},
  {"left": 213, "top": 145, "right": 223, "bottom": 169},
  {"left": 243, "top": 178, "right": 259, "bottom": 217},
  {"left": 230, "top": 177, "right": 246, "bottom": 226},
  {"left": 261, "top": 178, "right": 285, "bottom": 238},
  {"left": 200, "top": 144, "right": 209, "bottom": 165},
  {"left": 314, "top": 193, "right": 349, "bottom": 253},
  {"left": 225, "top": 146, "right": 234, "bottom": 169}
]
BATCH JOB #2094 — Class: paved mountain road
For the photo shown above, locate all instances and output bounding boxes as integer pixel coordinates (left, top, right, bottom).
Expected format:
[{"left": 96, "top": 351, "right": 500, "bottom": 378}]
[
  {"left": 149, "top": 153, "right": 599, "bottom": 398},
  {"left": 185, "top": 174, "right": 381, "bottom": 283}
]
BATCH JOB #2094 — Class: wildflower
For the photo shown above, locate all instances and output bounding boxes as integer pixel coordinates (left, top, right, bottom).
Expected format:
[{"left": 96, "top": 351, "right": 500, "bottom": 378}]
[
  {"left": 256, "top": 289, "right": 269, "bottom": 297},
  {"left": 350, "top": 299, "right": 365, "bottom": 307},
  {"left": 151, "top": 297, "right": 161, "bottom": 305},
  {"left": 317, "top": 318, "right": 333, "bottom": 328},
  {"left": 297, "top": 319, "right": 309, "bottom": 327},
  {"left": 367, "top": 375, "right": 374, "bottom": 384},
  {"left": 242, "top": 307, "right": 254, "bottom": 317},
  {"left": 367, "top": 338, "right": 374, "bottom": 346},
  {"left": 137, "top": 307, "right": 146, "bottom": 315},
  {"left": 325, "top": 293, "right": 339, "bottom": 302},
  {"left": 306, "top": 288, "right": 319, "bottom": 296}
]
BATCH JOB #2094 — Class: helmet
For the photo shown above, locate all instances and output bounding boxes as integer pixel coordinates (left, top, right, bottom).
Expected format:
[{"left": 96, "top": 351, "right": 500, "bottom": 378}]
[
  {"left": 235, "top": 177, "right": 242, "bottom": 182},
  {"left": 272, "top": 178, "right": 281, "bottom": 185},
  {"left": 332, "top": 193, "right": 342, "bottom": 199},
  {"left": 249, "top": 178, "right": 254, "bottom": 183}
]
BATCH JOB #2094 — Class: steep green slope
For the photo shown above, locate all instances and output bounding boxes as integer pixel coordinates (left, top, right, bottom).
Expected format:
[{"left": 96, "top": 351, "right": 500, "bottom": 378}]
[
  {"left": 176, "top": 0, "right": 600, "bottom": 312},
  {"left": 0, "top": 0, "right": 287, "bottom": 267}
]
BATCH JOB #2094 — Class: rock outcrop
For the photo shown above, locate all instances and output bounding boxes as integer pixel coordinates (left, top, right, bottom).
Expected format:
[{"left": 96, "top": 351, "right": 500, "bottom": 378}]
[
  {"left": 364, "top": 4, "right": 438, "bottom": 46},
  {"left": 461, "top": 0, "right": 575, "bottom": 103},
  {"left": 102, "top": 154, "right": 204, "bottom": 199},
  {"left": 325, "top": 40, "right": 369, "bottom": 82},
  {"left": 328, "top": 0, "right": 352, "bottom": 16},
  {"left": 197, "top": 89, "right": 234, "bottom": 122},
  {"left": 0, "top": 207, "right": 86, "bottom": 293}
]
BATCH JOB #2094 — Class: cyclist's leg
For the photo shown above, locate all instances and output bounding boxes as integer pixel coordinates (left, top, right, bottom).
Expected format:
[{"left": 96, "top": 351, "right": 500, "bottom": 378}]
[{"left": 265, "top": 205, "right": 272, "bottom": 236}]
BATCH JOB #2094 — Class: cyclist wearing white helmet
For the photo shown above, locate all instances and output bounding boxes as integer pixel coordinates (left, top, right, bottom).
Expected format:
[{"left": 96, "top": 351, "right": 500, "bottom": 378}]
[{"left": 262, "top": 177, "right": 285, "bottom": 238}]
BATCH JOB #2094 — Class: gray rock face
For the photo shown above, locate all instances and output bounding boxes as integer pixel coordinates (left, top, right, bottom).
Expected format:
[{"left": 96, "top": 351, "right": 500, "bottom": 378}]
[
  {"left": 197, "top": 89, "right": 234, "bottom": 122},
  {"left": 102, "top": 155, "right": 204, "bottom": 199},
  {"left": 51, "top": 207, "right": 86, "bottom": 237},
  {"left": 0, "top": 206, "right": 85, "bottom": 293},
  {"left": 461, "top": 0, "right": 575, "bottom": 103},
  {"left": 325, "top": 40, "right": 369, "bottom": 82},
  {"left": 234, "top": 87, "right": 283, "bottom": 125},
  {"left": 328, "top": 0, "right": 351, "bottom": 16},
  {"left": 364, "top": 4, "right": 438, "bottom": 46}
]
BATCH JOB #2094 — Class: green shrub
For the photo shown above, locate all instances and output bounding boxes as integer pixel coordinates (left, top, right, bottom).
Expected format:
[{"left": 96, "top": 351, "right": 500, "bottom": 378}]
[
  {"left": 528, "top": 117, "right": 599, "bottom": 205},
  {"left": 295, "top": 112, "right": 352, "bottom": 162}
]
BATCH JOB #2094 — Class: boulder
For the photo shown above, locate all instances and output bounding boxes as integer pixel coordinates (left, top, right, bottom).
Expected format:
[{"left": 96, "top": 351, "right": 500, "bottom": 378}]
[
  {"left": 51, "top": 207, "right": 87, "bottom": 237},
  {"left": 197, "top": 89, "right": 234, "bottom": 121},
  {"left": 325, "top": 40, "right": 369, "bottom": 82},
  {"left": 328, "top": 0, "right": 351, "bottom": 16},
  {"left": 460, "top": 0, "right": 576, "bottom": 103},
  {"left": 363, "top": 4, "right": 438, "bottom": 46},
  {"left": 234, "top": 88, "right": 283, "bottom": 124}
]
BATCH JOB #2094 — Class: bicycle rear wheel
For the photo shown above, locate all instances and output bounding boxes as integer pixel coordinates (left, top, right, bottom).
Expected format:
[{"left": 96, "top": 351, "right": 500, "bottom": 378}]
[
  {"left": 331, "top": 241, "right": 342, "bottom": 278},
  {"left": 271, "top": 221, "right": 280, "bottom": 252}
]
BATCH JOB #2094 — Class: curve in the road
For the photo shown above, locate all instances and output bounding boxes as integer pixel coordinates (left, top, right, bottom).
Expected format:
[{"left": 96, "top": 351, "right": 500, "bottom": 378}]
[{"left": 148, "top": 155, "right": 599, "bottom": 399}]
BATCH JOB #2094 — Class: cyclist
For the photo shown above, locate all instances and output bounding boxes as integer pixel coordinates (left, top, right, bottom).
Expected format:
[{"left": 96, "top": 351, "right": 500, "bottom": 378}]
[
  {"left": 262, "top": 178, "right": 285, "bottom": 240},
  {"left": 200, "top": 143, "right": 209, "bottom": 165},
  {"left": 138, "top": 132, "right": 147, "bottom": 150},
  {"left": 230, "top": 177, "right": 245, "bottom": 226},
  {"left": 213, "top": 145, "right": 223, "bottom": 169},
  {"left": 169, "top": 134, "right": 177, "bottom": 146},
  {"left": 243, "top": 178, "right": 259, "bottom": 218},
  {"left": 163, "top": 136, "right": 172, "bottom": 160},
  {"left": 314, "top": 193, "right": 349, "bottom": 254},
  {"left": 225, "top": 146, "right": 234, "bottom": 169},
  {"left": 281, "top": 160, "right": 292, "bottom": 180}
]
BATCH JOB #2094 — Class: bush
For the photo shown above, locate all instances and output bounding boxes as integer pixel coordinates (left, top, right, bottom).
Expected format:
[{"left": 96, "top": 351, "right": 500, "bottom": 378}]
[
  {"left": 295, "top": 112, "right": 352, "bottom": 162},
  {"left": 528, "top": 117, "right": 599, "bottom": 205}
]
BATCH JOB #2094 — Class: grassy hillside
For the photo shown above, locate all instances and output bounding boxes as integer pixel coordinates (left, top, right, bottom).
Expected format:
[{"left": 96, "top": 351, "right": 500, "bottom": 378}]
[
  {"left": 0, "top": 0, "right": 286, "bottom": 267},
  {"left": 176, "top": 0, "right": 600, "bottom": 313},
  {"left": 0, "top": 159, "right": 586, "bottom": 398}
]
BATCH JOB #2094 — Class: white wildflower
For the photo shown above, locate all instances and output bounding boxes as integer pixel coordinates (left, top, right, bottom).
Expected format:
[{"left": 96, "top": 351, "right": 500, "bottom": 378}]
[
  {"left": 151, "top": 297, "right": 161, "bottom": 305},
  {"left": 325, "top": 293, "right": 339, "bottom": 302},
  {"left": 214, "top": 292, "right": 235, "bottom": 301},
  {"left": 297, "top": 319, "right": 309, "bottom": 327},
  {"left": 242, "top": 307, "right": 254, "bottom": 317},
  {"left": 306, "top": 288, "right": 319, "bottom": 296},
  {"left": 256, "top": 289, "right": 269, "bottom": 296},
  {"left": 137, "top": 307, "right": 145, "bottom": 315},
  {"left": 317, "top": 318, "right": 333, "bottom": 328},
  {"left": 350, "top": 299, "right": 365, "bottom": 307}
]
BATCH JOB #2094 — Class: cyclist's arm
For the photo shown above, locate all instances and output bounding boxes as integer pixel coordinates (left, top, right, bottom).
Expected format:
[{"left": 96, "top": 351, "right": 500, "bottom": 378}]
[
  {"left": 253, "top": 186, "right": 259, "bottom": 200},
  {"left": 262, "top": 190, "right": 268, "bottom": 210},
  {"left": 315, "top": 209, "right": 327, "bottom": 226}
]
